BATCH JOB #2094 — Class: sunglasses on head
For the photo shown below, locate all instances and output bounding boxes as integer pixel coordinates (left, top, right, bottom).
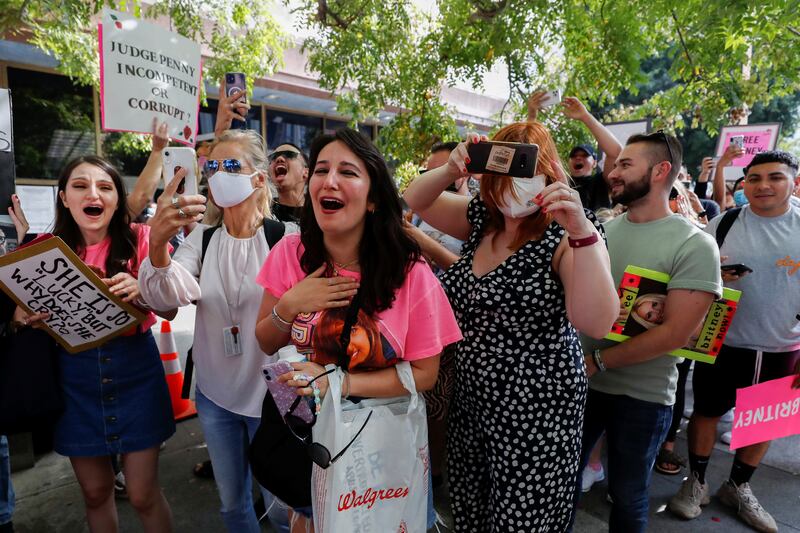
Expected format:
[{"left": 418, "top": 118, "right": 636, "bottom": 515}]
[
  {"left": 284, "top": 368, "right": 372, "bottom": 469},
  {"left": 204, "top": 159, "right": 243, "bottom": 174},
  {"left": 268, "top": 150, "right": 301, "bottom": 163},
  {"left": 655, "top": 130, "right": 675, "bottom": 165}
]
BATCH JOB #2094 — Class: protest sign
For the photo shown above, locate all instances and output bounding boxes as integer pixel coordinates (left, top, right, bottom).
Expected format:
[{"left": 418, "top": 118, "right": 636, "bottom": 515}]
[
  {"left": 714, "top": 123, "right": 782, "bottom": 181},
  {"left": 99, "top": 9, "right": 202, "bottom": 146},
  {"left": 0, "top": 89, "right": 14, "bottom": 226},
  {"left": 730, "top": 376, "right": 800, "bottom": 450},
  {"left": 0, "top": 235, "right": 145, "bottom": 353},
  {"left": 14, "top": 185, "right": 56, "bottom": 234},
  {"left": 606, "top": 265, "right": 741, "bottom": 364},
  {"left": 604, "top": 119, "right": 651, "bottom": 146}
]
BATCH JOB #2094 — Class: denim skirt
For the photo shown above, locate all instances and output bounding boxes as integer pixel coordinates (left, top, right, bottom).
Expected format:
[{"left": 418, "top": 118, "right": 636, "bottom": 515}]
[{"left": 54, "top": 330, "right": 176, "bottom": 457}]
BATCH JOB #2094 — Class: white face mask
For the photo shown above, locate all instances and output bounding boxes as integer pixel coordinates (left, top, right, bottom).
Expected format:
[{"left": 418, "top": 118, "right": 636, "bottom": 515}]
[
  {"left": 496, "top": 175, "right": 547, "bottom": 218},
  {"left": 208, "top": 171, "right": 258, "bottom": 208}
]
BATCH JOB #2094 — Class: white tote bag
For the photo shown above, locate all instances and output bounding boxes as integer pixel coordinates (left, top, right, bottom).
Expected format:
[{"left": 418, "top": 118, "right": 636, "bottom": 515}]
[{"left": 311, "top": 362, "right": 430, "bottom": 533}]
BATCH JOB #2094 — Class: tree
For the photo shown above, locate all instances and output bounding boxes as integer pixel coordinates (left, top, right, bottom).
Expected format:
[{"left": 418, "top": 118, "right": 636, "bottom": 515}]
[{"left": 296, "top": 0, "right": 800, "bottom": 164}]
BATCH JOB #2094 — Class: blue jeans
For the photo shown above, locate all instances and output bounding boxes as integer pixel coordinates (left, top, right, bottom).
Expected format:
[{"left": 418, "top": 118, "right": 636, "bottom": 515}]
[
  {"left": 0, "top": 436, "right": 13, "bottom": 526},
  {"left": 196, "top": 388, "right": 289, "bottom": 533},
  {"left": 575, "top": 389, "right": 672, "bottom": 533}
]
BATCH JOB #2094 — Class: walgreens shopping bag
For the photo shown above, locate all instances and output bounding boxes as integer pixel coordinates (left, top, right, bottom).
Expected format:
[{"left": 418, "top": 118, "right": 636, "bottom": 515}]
[{"left": 311, "top": 363, "right": 429, "bottom": 533}]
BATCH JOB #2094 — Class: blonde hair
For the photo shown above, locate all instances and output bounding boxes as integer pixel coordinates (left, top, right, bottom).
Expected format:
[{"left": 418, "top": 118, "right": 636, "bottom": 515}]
[
  {"left": 630, "top": 293, "right": 666, "bottom": 329},
  {"left": 203, "top": 129, "right": 272, "bottom": 225}
]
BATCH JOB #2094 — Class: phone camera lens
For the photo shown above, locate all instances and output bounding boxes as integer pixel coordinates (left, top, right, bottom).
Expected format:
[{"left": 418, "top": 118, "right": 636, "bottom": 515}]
[
  {"left": 520, "top": 154, "right": 528, "bottom": 167},
  {"left": 164, "top": 151, "right": 170, "bottom": 157},
  {"left": 226, "top": 74, "right": 234, "bottom": 83}
]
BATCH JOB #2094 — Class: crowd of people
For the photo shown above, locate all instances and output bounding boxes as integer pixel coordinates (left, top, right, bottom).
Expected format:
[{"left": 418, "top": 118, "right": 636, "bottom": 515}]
[{"left": 1, "top": 80, "right": 799, "bottom": 533}]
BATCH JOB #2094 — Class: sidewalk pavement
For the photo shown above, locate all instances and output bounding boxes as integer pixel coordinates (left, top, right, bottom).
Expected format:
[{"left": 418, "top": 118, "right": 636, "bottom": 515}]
[{"left": 9, "top": 309, "right": 800, "bottom": 531}]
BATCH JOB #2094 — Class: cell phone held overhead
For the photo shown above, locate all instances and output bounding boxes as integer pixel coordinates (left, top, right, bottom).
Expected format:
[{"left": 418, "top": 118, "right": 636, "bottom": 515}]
[
  {"left": 225, "top": 72, "right": 247, "bottom": 104},
  {"left": 539, "top": 89, "right": 561, "bottom": 108},
  {"left": 466, "top": 141, "right": 539, "bottom": 178}
]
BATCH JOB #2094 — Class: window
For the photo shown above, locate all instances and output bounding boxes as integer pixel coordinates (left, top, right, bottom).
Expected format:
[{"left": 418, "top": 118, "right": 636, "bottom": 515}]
[
  {"left": 8, "top": 67, "right": 96, "bottom": 179},
  {"left": 325, "top": 118, "right": 375, "bottom": 139},
  {"left": 267, "top": 110, "right": 322, "bottom": 153},
  {"left": 198, "top": 98, "right": 262, "bottom": 138}
]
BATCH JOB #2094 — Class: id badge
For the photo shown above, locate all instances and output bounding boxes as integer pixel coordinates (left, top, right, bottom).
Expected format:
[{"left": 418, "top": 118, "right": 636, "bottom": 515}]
[{"left": 223, "top": 325, "right": 243, "bottom": 357}]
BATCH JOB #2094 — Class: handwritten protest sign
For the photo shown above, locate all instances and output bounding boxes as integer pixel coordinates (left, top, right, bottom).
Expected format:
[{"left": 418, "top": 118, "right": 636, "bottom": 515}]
[
  {"left": 99, "top": 9, "right": 202, "bottom": 146},
  {"left": 714, "top": 123, "right": 782, "bottom": 181},
  {"left": 0, "top": 236, "right": 144, "bottom": 353},
  {"left": 730, "top": 376, "right": 800, "bottom": 450}
]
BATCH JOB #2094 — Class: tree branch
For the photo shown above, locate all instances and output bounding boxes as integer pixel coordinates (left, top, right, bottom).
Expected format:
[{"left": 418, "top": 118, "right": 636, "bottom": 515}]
[
  {"left": 671, "top": 9, "right": 701, "bottom": 81},
  {"left": 317, "top": 0, "right": 351, "bottom": 29}
]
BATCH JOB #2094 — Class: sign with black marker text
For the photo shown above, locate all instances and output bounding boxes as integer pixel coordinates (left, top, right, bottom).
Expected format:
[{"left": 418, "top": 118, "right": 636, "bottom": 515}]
[
  {"left": 0, "top": 236, "right": 145, "bottom": 353},
  {"left": 99, "top": 9, "right": 202, "bottom": 145}
]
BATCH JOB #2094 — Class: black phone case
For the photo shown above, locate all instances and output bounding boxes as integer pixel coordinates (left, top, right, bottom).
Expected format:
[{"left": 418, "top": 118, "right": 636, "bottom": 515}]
[
  {"left": 466, "top": 141, "right": 539, "bottom": 177},
  {"left": 721, "top": 264, "right": 752, "bottom": 275}
]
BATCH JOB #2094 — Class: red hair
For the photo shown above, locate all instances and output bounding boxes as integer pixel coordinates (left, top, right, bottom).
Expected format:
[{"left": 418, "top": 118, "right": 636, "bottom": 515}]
[{"left": 480, "top": 121, "right": 567, "bottom": 250}]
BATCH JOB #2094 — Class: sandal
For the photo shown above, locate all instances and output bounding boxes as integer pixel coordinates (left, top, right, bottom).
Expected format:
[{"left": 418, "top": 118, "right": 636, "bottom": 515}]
[
  {"left": 193, "top": 459, "right": 214, "bottom": 480},
  {"left": 655, "top": 448, "right": 686, "bottom": 475}
]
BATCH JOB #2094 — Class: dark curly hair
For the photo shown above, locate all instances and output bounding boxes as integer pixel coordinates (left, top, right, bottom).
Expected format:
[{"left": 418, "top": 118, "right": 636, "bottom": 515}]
[
  {"left": 299, "top": 128, "right": 420, "bottom": 316},
  {"left": 54, "top": 156, "right": 136, "bottom": 277},
  {"left": 745, "top": 150, "right": 799, "bottom": 175}
]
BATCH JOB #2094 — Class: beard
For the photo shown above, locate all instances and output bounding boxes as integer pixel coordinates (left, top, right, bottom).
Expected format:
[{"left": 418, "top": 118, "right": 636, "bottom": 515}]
[{"left": 610, "top": 170, "right": 652, "bottom": 205}]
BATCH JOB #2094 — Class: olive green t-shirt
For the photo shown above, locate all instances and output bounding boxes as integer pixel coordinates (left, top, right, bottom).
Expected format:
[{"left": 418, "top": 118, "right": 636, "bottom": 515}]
[{"left": 582, "top": 213, "right": 722, "bottom": 406}]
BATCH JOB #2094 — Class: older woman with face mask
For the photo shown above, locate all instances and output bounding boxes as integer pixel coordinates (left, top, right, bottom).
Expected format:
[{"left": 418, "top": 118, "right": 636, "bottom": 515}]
[
  {"left": 138, "top": 130, "right": 291, "bottom": 533},
  {"left": 405, "top": 123, "right": 619, "bottom": 531}
]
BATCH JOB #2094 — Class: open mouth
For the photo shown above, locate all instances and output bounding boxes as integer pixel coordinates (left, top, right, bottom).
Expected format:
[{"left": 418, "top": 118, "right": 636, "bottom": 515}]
[
  {"left": 319, "top": 197, "right": 345, "bottom": 211},
  {"left": 574, "top": 163, "right": 585, "bottom": 170},
  {"left": 83, "top": 205, "right": 104, "bottom": 217},
  {"left": 273, "top": 165, "right": 288, "bottom": 178}
]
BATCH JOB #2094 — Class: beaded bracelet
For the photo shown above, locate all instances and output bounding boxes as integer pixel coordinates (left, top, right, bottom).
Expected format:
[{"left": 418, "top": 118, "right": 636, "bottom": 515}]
[{"left": 271, "top": 306, "right": 292, "bottom": 333}]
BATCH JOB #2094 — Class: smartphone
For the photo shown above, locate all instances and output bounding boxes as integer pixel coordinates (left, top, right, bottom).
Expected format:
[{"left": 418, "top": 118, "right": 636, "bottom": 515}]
[
  {"left": 730, "top": 135, "right": 745, "bottom": 150},
  {"left": 225, "top": 72, "right": 247, "bottom": 104},
  {"left": 669, "top": 187, "right": 680, "bottom": 200},
  {"left": 466, "top": 141, "right": 539, "bottom": 178},
  {"left": 721, "top": 263, "right": 753, "bottom": 276},
  {"left": 539, "top": 89, "right": 561, "bottom": 108},
  {"left": 262, "top": 361, "right": 314, "bottom": 424},
  {"left": 162, "top": 147, "right": 198, "bottom": 196}
]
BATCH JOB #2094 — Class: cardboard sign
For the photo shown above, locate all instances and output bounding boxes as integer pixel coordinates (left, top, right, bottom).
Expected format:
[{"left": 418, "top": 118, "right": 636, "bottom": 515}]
[
  {"left": 714, "top": 123, "right": 782, "bottom": 181},
  {"left": 606, "top": 265, "right": 741, "bottom": 364},
  {"left": 14, "top": 185, "right": 56, "bottom": 234},
  {"left": 0, "top": 236, "right": 145, "bottom": 353},
  {"left": 730, "top": 376, "right": 800, "bottom": 450},
  {"left": 99, "top": 9, "right": 202, "bottom": 146}
]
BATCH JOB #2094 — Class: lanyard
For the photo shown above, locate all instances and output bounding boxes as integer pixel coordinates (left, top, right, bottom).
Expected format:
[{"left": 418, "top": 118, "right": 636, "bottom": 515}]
[{"left": 216, "top": 230, "right": 251, "bottom": 326}]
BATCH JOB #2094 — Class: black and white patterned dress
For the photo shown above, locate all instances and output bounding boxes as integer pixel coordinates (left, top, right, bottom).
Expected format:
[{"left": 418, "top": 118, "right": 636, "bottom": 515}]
[{"left": 441, "top": 199, "right": 598, "bottom": 532}]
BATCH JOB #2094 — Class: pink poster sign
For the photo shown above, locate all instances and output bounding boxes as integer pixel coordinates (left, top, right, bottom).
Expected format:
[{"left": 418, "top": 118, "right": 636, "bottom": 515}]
[
  {"left": 721, "top": 129, "right": 774, "bottom": 168},
  {"left": 730, "top": 376, "right": 800, "bottom": 450}
]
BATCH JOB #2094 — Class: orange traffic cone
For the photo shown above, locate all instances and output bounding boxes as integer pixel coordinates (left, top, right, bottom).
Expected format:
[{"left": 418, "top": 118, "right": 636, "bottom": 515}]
[{"left": 159, "top": 320, "right": 197, "bottom": 421}]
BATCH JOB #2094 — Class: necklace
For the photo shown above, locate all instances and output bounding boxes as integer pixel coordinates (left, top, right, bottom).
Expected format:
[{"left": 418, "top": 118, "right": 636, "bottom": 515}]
[{"left": 332, "top": 258, "right": 359, "bottom": 276}]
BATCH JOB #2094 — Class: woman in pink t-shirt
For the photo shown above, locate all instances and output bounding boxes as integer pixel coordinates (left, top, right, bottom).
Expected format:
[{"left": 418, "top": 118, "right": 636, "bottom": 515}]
[
  {"left": 255, "top": 128, "right": 461, "bottom": 529},
  {"left": 14, "top": 156, "right": 176, "bottom": 532}
]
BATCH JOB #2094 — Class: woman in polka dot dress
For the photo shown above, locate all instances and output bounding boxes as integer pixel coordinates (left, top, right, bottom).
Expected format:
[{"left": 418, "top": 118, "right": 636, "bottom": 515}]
[{"left": 404, "top": 122, "right": 619, "bottom": 531}]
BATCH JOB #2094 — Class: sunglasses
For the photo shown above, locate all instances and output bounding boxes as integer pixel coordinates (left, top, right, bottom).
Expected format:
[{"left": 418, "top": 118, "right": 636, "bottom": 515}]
[
  {"left": 204, "top": 158, "right": 243, "bottom": 175},
  {"left": 268, "top": 150, "right": 301, "bottom": 163},
  {"left": 655, "top": 130, "right": 675, "bottom": 165},
  {"left": 284, "top": 369, "right": 372, "bottom": 469}
]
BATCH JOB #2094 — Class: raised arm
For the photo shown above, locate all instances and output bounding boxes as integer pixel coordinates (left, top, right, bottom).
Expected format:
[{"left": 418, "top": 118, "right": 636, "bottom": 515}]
[
  {"left": 540, "top": 182, "right": 618, "bottom": 338},
  {"left": 404, "top": 222, "right": 460, "bottom": 271},
  {"left": 712, "top": 144, "right": 745, "bottom": 208},
  {"left": 562, "top": 97, "right": 622, "bottom": 178},
  {"left": 214, "top": 78, "right": 250, "bottom": 138},
  {"left": 403, "top": 135, "right": 480, "bottom": 242},
  {"left": 126, "top": 119, "right": 169, "bottom": 218}
]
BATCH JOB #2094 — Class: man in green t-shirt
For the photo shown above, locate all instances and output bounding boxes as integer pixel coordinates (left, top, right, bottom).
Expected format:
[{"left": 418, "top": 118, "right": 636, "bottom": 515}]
[{"left": 572, "top": 132, "right": 722, "bottom": 533}]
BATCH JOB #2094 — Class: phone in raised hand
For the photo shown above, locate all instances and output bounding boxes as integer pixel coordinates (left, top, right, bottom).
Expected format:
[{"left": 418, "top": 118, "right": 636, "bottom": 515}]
[
  {"left": 466, "top": 141, "right": 539, "bottom": 178},
  {"left": 162, "top": 147, "right": 198, "bottom": 196},
  {"left": 225, "top": 72, "right": 247, "bottom": 104},
  {"left": 539, "top": 89, "right": 561, "bottom": 109}
]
